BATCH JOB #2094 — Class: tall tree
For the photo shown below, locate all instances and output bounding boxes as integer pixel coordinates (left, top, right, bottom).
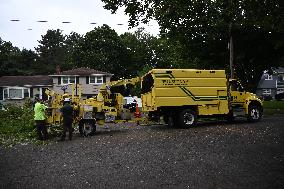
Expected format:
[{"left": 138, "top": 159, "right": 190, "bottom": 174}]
[
  {"left": 75, "top": 24, "right": 129, "bottom": 77},
  {"left": 150, "top": 37, "right": 188, "bottom": 69},
  {"left": 120, "top": 28, "right": 185, "bottom": 75},
  {"left": 17, "top": 49, "right": 39, "bottom": 75},
  {"left": 64, "top": 32, "right": 83, "bottom": 70},
  {"left": 120, "top": 28, "right": 156, "bottom": 76},
  {"left": 234, "top": 29, "right": 284, "bottom": 91},
  {"left": 0, "top": 38, "right": 21, "bottom": 76},
  {"left": 102, "top": 0, "right": 284, "bottom": 91},
  {"left": 35, "top": 29, "right": 66, "bottom": 74}
]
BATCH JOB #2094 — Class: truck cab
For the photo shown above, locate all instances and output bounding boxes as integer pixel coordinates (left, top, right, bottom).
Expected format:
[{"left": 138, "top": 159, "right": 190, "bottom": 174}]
[{"left": 229, "top": 79, "right": 263, "bottom": 122}]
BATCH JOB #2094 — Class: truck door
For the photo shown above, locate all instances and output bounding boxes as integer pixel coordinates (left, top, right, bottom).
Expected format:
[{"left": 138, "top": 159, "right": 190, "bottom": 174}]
[{"left": 229, "top": 80, "right": 246, "bottom": 116}]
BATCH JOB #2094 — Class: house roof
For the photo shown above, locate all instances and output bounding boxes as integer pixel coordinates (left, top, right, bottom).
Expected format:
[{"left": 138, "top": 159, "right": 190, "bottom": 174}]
[
  {"left": 257, "top": 67, "right": 284, "bottom": 89},
  {"left": 0, "top": 75, "right": 52, "bottom": 87},
  {"left": 257, "top": 79, "right": 276, "bottom": 89},
  {"left": 51, "top": 67, "right": 113, "bottom": 76},
  {"left": 274, "top": 67, "right": 284, "bottom": 74}
]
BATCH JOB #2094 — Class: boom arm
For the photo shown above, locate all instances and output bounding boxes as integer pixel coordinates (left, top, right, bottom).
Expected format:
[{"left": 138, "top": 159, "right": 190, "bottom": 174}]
[{"left": 99, "top": 76, "right": 141, "bottom": 91}]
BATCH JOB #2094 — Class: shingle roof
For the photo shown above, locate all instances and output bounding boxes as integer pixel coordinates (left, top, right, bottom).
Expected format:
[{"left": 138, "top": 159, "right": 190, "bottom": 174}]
[
  {"left": 274, "top": 67, "right": 284, "bottom": 74},
  {"left": 0, "top": 75, "right": 52, "bottom": 87},
  {"left": 51, "top": 67, "right": 112, "bottom": 76},
  {"left": 257, "top": 79, "right": 276, "bottom": 89}
]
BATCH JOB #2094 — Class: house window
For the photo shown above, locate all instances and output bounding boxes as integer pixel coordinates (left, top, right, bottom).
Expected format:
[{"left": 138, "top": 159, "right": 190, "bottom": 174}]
[
  {"left": 264, "top": 74, "right": 273, "bottom": 80},
  {"left": 62, "top": 76, "right": 76, "bottom": 84},
  {"left": 89, "top": 76, "right": 103, "bottom": 84},
  {"left": 10, "top": 89, "right": 23, "bottom": 99},
  {"left": 262, "top": 89, "right": 271, "bottom": 95},
  {"left": 24, "top": 89, "right": 29, "bottom": 98},
  {"left": 3, "top": 87, "right": 30, "bottom": 100},
  {"left": 4, "top": 89, "right": 8, "bottom": 99},
  {"left": 277, "top": 88, "right": 284, "bottom": 94}
]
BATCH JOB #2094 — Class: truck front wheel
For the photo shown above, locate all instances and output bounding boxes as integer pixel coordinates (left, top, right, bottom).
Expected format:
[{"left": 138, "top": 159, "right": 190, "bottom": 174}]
[
  {"left": 178, "top": 109, "right": 197, "bottom": 128},
  {"left": 247, "top": 105, "right": 262, "bottom": 122},
  {"left": 79, "top": 119, "right": 96, "bottom": 136}
]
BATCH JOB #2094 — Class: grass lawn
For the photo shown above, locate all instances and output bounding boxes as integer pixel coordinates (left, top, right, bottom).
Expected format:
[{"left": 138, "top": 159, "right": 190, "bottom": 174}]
[{"left": 263, "top": 100, "right": 284, "bottom": 115}]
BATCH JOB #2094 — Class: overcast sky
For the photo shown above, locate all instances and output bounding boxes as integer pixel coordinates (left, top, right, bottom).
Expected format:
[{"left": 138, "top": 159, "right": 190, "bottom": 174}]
[{"left": 0, "top": 0, "right": 160, "bottom": 50}]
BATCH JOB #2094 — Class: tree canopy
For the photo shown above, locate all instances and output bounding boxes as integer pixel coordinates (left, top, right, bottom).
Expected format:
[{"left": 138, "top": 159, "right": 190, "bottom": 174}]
[
  {"left": 0, "top": 0, "right": 283, "bottom": 92},
  {"left": 74, "top": 24, "right": 129, "bottom": 77},
  {"left": 101, "top": 0, "right": 283, "bottom": 90},
  {"left": 35, "top": 29, "right": 67, "bottom": 74}
]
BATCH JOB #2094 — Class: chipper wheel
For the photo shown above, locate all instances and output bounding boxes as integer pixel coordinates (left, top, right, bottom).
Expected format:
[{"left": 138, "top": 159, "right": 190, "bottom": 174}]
[{"left": 79, "top": 119, "right": 96, "bottom": 136}]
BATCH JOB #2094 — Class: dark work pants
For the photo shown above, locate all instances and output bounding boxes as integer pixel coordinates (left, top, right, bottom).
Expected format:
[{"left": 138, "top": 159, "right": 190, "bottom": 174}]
[
  {"left": 35, "top": 120, "right": 48, "bottom": 140},
  {"left": 61, "top": 121, "right": 73, "bottom": 140}
]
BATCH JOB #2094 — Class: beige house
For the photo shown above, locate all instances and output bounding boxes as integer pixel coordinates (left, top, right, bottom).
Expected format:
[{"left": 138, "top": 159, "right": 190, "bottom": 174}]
[
  {"left": 49, "top": 67, "right": 113, "bottom": 99},
  {"left": 0, "top": 75, "right": 52, "bottom": 107},
  {"left": 0, "top": 68, "right": 113, "bottom": 107}
]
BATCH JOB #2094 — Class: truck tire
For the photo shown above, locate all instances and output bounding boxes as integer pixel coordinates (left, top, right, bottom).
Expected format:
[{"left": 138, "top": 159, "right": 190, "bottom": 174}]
[
  {"left": 79, "top": 119, "right": 96, "bottom": 136},
  {"left": 226, "top": 110, "right": 235, "bottom": 123},
  {"left": 178, "top": 109, "right": 197, "bottom": 128},
  {"left": 247, "top": 105, "right": 262, "bottom": 122}
]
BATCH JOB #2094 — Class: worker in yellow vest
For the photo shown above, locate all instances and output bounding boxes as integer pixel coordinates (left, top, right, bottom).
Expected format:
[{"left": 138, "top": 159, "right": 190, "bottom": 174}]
[{"left": 34, "top": 98, "right": 48, "bottom": 140}]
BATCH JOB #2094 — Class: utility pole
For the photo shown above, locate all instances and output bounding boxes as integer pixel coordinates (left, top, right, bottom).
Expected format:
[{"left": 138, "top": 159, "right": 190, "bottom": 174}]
[
  {"left": 229, "top": 23, "right": 234, "bottom": 79},
  {"left": 229, "top": 0, "right": 234, "bottom": 79}
]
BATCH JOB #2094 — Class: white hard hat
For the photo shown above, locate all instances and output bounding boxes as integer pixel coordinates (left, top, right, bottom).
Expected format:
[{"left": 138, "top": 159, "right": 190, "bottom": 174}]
[{"left": 64, "top": 98, "right": 71, "bottom": 102}]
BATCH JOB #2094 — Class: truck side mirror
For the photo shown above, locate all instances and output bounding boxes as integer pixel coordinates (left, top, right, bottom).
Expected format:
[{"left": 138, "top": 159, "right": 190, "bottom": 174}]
[{"left": 237, "top": 81, "right": 244, "bottom": 92}]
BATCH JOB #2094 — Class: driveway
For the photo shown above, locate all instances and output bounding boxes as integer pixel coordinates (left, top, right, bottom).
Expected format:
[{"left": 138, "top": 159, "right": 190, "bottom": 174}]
[{"left": 0, "top": 115, "right": 283, "bottom": 189}]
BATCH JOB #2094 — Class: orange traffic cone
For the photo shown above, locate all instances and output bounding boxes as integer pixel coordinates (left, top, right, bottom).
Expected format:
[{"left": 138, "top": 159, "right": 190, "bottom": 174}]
[{"left": 134, "top": 101, "right": 141, "bottom": 118}]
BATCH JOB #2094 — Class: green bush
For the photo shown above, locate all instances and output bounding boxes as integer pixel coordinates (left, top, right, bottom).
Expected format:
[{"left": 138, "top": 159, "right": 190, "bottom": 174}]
[
  {"left": 0, "top": 103, "right": 38, "bottom": 147},
  {"left": 0, "top": 104, "right": 35, "bottom": 134}
]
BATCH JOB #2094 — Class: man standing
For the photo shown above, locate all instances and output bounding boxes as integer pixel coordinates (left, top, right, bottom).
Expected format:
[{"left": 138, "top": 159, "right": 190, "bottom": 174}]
[
  {"left": 34, "top": 98, "right": 48, "bottom": 140},
  {"left": 60, "top": 98, "right": 74, "bottom": 141}
]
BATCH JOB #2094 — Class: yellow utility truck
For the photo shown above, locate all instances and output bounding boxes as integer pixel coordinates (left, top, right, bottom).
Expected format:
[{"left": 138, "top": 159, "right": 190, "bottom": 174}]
[{"left": 141, "top": 69, "right": 263, "bottom": 128}]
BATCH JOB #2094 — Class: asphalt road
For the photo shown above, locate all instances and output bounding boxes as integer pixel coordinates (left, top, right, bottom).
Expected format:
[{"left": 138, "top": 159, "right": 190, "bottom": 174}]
[{"left": 0, "top": 115, "right": 283, "bottom": 189}]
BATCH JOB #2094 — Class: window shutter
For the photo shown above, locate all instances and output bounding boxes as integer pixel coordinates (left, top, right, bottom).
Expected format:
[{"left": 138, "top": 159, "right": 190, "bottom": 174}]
[
  {"left": 0, "top": 87, "right": 3, "bottom": 100},
  {"left": 86, "top": 76, "right": 89, "bottom": 84},
  {"left": 30, "top": 88, "right": 33, "bottom": 98},
  {"left": 76, "top": 76, "right": 79, "bottom": 84},
  {"left": 103, "top": 76, "right": 106, "bottom": 83},
  {"left": 58, "top": 77, "right": 61, "bottom": 85}
]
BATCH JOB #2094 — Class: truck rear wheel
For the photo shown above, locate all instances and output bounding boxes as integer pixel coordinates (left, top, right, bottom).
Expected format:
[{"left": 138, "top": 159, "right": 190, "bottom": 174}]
[
  {"left": 178, "top": 109, "right": 197, "bottom": 128},
  {"left": 247, "top": 105, "right": 262, "bottom": 122},
  {"left": 226, "top": 110, "right": 235, "bottom": 123},
  {"left": 79, "top": 119, "right": 96, "bottom": 136}
]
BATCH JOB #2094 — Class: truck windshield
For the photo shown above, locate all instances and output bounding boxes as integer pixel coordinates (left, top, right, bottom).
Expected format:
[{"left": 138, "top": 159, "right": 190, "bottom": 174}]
[
  {"left": 230, "top": 80, "right": 244, "bottom": 92},
  {"left": 141, "top": 73, "right": 154, "bottom": 94}
]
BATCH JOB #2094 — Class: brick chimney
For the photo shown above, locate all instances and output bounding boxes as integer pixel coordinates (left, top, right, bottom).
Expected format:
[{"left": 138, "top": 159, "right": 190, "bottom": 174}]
[{"left": 56, "top": 65, "right": 61, "bottom": 74}]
